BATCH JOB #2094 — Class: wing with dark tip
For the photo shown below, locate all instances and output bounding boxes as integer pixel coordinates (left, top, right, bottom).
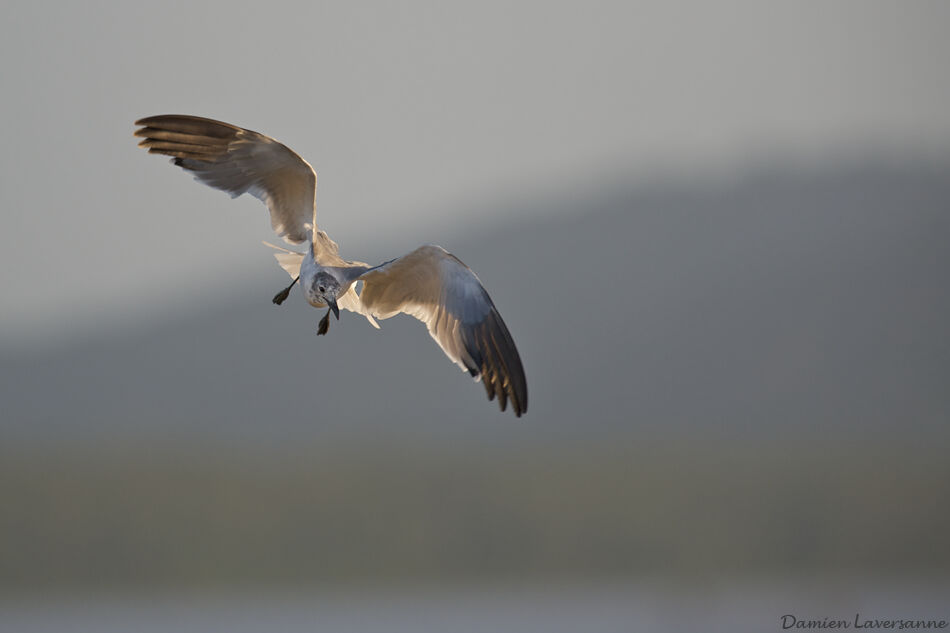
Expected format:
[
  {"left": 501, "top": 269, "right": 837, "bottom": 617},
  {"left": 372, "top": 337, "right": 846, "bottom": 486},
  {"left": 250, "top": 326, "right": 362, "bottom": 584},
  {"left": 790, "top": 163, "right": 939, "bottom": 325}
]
[
  {"left": 134, "top": 114, "right": 316, "bottom": 244},
  {"left": 358, "top": 245, "right": 527, "bottom": 417}
]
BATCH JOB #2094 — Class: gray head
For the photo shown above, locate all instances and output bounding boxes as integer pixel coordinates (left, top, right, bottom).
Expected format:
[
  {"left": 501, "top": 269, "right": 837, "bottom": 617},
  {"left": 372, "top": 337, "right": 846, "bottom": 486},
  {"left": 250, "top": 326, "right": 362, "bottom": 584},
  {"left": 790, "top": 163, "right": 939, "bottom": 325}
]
[{"left": 311, "top": 271, "right": 341, "bottom": 319}]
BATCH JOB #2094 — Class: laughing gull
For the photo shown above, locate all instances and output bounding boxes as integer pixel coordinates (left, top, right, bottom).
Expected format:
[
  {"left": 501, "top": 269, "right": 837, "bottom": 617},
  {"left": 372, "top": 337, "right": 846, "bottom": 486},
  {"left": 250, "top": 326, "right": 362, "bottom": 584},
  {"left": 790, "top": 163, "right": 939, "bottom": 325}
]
[{"left": 134, "top": 115, "right": 527, "bottom": 416}]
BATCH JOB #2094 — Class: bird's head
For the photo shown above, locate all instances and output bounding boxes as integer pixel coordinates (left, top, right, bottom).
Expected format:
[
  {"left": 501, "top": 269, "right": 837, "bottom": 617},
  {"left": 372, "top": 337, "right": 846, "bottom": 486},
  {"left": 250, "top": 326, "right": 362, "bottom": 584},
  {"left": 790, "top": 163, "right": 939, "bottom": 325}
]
[{"left": 311, "top": 272, "right": 341, "bottom": 319}]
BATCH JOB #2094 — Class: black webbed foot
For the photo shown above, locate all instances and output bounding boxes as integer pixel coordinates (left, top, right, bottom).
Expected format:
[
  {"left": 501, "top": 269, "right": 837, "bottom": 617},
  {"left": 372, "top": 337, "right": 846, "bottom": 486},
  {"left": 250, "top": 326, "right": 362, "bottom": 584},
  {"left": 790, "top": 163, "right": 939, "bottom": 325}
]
[
  {"left": 272, "top": 276, "right": 299, "bottom": 306},
  {"left": 317, "top": 310, "right": 331, "bottom": 336}
]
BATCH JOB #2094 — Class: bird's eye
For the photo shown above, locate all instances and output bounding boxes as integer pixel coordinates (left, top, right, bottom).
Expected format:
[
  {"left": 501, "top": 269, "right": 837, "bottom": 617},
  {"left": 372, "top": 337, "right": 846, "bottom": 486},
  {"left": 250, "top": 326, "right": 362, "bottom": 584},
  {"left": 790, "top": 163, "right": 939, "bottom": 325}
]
[{"left": 318, "top": 286, "right": 325, "bottom": 293}]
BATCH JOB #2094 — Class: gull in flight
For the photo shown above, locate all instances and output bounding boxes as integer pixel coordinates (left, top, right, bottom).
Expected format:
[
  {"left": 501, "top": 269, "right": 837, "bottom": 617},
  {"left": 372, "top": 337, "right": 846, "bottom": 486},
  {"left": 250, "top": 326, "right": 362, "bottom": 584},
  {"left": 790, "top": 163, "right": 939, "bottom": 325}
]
[{"left": 134, "top": 115, "right": 527, "bottom": 416}]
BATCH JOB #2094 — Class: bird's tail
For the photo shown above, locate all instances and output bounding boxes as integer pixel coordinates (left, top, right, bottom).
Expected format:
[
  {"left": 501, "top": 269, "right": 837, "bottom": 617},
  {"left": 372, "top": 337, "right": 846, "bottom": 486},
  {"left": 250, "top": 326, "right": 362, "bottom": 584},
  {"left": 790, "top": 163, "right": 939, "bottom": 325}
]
[{"left": 262, "top": 241, "right": 304, "bottom": 278}]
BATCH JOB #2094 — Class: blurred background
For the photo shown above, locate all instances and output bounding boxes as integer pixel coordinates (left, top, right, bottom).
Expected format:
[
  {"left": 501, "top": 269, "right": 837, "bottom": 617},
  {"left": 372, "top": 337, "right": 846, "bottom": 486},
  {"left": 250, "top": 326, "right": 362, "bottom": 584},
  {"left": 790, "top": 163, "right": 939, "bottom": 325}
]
[{"left": 2, "top": 1, "right": 949, "bottom": 631}]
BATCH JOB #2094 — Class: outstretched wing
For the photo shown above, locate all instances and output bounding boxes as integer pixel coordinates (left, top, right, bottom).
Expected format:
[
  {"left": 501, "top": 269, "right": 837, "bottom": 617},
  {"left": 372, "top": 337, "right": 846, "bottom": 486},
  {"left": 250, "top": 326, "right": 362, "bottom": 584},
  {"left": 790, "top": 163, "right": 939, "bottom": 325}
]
[
  {"left": 358, "top": 245, "right": 527, "bottom": 417},
  {"left": 134, "top": 115, "right": 316, "bottom": 244}
]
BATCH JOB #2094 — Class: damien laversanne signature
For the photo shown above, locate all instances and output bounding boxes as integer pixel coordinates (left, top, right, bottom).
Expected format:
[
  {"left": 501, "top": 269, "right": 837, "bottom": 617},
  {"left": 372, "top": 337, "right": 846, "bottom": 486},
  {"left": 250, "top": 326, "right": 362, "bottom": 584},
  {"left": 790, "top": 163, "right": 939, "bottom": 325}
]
[{"left": 781, "top": 615, "right": 948, "bottom": 630}]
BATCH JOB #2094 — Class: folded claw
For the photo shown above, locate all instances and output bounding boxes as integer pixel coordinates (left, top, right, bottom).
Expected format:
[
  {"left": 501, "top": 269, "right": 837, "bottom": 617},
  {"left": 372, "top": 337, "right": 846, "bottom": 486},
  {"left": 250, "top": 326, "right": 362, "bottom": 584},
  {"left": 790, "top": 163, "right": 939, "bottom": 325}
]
[
  {"left": 272, "top": 276, "right": 299, "bottom": 306},
  {"left": 317, "top": 310, "right": 331, "bottom": 336}
]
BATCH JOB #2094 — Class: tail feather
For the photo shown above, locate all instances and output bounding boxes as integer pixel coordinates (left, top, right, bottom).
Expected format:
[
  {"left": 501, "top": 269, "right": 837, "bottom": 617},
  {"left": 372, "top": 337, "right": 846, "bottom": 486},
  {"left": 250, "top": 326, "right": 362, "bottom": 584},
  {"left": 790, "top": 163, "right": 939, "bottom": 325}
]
[
  {"left": 340, "top": 284, "right": 380, "bottom": 329},
  {"left": 263, "top": 241, "right": 304, "bottom": 278}
]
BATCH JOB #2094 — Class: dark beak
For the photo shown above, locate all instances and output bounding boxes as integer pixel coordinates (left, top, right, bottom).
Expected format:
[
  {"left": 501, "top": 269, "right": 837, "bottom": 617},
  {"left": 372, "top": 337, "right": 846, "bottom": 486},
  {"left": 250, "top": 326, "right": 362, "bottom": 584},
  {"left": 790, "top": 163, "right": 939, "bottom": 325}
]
[{"left": 328, "top": 298, "right": 340, "bottom": 320}]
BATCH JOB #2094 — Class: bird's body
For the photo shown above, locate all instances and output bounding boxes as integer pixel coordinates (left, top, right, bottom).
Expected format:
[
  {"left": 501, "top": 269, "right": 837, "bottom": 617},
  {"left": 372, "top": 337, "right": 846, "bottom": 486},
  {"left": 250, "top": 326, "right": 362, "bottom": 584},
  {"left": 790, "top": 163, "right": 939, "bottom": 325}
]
[
  {"left": 134, "top": 114, "right": 527, "bottom": 416},
  {"left": 298, "top": 244, "right": 362, "bottom": 309}
]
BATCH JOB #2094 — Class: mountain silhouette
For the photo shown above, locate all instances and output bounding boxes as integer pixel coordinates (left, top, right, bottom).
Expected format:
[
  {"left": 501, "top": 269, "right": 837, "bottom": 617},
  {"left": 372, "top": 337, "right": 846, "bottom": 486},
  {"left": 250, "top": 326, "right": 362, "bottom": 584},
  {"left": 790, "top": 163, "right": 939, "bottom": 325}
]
[{"left": 4, "top": 159, "right": 949, "bottom": 448}]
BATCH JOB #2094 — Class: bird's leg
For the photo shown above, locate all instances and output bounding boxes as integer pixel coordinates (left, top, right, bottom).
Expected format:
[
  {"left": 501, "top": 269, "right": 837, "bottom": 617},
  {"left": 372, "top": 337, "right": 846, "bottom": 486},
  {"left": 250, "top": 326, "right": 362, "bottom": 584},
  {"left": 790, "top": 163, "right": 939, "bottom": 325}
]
[
  {"left": 272, "top": 276, "right": 299, "bottom": 305},
  {"left": 317, "top": 309, "right": 331, "bottom": 336}
]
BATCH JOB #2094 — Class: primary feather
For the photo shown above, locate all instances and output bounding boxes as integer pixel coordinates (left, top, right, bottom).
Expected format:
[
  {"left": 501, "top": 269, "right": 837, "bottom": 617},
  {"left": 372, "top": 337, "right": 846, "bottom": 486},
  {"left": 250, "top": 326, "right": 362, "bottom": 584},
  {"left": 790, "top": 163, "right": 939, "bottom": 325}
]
[
  {"left": 359, "top": 245, "right": 527, "bottom": 416},
  {"left": 135, "top": 115, "right": 316, "bottom": 245}
]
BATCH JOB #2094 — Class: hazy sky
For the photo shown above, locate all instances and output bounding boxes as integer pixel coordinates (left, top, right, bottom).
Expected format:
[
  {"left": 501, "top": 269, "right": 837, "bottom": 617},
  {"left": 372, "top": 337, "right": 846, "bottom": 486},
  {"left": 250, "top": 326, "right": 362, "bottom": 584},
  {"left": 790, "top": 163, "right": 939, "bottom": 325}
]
[{"left": 1, "top": 1, "right": 948, "bottom": 346}]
